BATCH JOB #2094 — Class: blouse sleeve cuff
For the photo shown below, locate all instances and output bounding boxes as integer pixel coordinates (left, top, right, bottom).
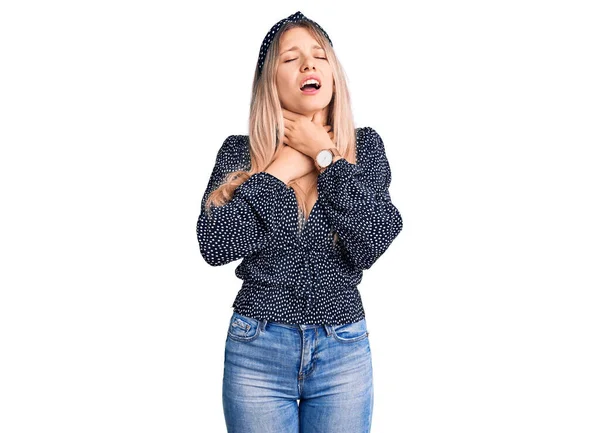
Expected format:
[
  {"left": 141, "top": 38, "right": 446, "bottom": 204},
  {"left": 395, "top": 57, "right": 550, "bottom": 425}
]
[
  {"left": 316, "top": 158, "right": 364, "bottom": 210},
  {"left": 233, "top": 171, "right": 291, "bottom": 229}
]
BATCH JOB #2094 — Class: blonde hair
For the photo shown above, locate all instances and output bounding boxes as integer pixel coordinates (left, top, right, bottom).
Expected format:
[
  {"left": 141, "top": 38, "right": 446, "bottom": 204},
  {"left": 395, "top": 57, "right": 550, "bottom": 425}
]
[{"left": 204, "top": 20, "right": 357, "bottom": 242}]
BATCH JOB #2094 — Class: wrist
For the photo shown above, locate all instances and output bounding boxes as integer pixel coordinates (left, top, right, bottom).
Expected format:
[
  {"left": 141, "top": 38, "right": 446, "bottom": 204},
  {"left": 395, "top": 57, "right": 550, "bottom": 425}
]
[
  {"left": 317, "top": 156, "right": 344, "bottom": 174},
  {"left": 314, "top": 146, "right": 342, "bottom": 173}
]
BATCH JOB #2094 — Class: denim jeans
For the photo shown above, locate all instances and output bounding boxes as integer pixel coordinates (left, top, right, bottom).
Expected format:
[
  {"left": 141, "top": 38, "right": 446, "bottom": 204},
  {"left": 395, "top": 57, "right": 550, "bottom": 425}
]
[{"left": 222, "top": 311, "right": 374, "bottom": 433}]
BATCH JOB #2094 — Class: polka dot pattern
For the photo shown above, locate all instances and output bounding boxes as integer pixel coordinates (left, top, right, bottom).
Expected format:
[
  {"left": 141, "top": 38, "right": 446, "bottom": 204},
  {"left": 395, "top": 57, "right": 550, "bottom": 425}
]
[
  {"left": 256, "top": 10, "right": 333, "bottom": 77},
  {"left": 196, "top": 127, "right": 403, "bottom": 325}
]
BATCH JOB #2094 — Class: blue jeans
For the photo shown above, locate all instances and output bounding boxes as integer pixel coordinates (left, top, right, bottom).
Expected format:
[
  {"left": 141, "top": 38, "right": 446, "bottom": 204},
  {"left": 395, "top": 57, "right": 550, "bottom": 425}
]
[{"left": 222, "top": 311, "right": 374, "bottom": 432}]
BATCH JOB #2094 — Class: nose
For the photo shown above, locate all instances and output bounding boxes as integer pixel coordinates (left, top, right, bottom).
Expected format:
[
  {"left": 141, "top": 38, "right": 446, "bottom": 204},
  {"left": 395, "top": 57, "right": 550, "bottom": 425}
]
[{"left": 301, "top": 58, "right": 316, "bottom": 71}]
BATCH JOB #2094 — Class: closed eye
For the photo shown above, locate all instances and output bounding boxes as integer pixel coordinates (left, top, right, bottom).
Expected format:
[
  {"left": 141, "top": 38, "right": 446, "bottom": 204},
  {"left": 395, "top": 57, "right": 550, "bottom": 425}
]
[{"left": 284, "top": 57, "right": 327, "bottom": 63}]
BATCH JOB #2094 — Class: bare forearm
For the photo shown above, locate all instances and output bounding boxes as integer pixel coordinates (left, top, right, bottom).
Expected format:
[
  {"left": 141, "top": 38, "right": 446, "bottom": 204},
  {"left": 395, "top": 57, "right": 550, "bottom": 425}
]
[{"left": 264, "top": 163, "right": 292, "bottom": 185}]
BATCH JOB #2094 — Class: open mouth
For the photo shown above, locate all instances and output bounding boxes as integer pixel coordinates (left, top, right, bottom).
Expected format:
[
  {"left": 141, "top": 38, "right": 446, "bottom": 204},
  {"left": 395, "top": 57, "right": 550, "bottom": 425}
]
[
  {"left": 300, "top": 82, "right": 321, "bottom": 91},
  {"left": 300, "top": 83, "right": 321, "bottom": 94},
  {"left": 300, "top": 78, "right": 322, "bottom": 92}
]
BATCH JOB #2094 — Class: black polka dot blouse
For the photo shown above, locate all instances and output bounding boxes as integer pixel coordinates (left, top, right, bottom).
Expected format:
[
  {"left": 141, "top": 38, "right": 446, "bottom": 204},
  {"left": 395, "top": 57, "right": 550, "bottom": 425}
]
[{"left": 196, "top": 126, "right": 403, "bottom": 325}]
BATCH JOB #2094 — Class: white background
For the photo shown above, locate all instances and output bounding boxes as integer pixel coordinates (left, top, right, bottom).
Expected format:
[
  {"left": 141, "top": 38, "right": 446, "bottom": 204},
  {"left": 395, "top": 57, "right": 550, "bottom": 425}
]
[{"left": 1, "top": 1, "right": 599, "bottom": 432}]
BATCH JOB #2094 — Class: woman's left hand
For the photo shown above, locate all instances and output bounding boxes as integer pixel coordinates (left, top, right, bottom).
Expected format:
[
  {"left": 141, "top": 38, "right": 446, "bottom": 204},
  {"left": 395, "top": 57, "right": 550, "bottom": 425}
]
[{"left": 282, "top": 107, "right": 334, "bottom": 160}]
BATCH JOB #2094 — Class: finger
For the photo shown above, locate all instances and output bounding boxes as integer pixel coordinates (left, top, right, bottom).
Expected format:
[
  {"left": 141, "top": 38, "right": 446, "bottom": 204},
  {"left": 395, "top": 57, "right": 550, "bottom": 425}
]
[{"left": 283, "top": 118, "right": 296, "bottom": 132}]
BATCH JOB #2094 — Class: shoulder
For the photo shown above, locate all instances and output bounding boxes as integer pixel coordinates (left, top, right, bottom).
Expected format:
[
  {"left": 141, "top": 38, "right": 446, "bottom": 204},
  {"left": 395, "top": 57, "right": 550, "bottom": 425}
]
[
  {"left": 354, "top": 126, "right": 392, "bottom": 189},
  {"left": 216, "top": 135, "right": 251, "bottom": 171},
  {"left": 357, "top": 126, "right": 385, "bottom": 149},
  {"left": 355, "top": 126, "right": 387, "bottom": 162},
  {"left": 219, "top": 134, "right": 248, "bottom": 155}
]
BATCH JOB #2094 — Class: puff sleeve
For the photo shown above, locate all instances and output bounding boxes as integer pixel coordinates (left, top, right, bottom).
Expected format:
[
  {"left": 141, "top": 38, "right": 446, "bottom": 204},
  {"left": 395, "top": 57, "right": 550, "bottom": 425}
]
[
  {"left": 196, "top": 135, "right": 290, "bottom": 266},
  {"left": 316, "top": 127, "right": 403, "bottom": 270}
]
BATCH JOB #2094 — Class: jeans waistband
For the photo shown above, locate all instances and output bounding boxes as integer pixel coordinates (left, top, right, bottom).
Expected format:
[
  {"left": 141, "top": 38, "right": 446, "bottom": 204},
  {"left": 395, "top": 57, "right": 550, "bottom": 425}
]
[
  {"left": 269, "top": 321, "right": 324, "bottom": 330},
  {"left": 232, "top": 311, "right": 364, "bottom": 335}
]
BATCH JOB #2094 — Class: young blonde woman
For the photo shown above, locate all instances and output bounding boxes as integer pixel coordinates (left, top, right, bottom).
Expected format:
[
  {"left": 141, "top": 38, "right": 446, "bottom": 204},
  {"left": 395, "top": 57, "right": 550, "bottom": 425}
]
[{"left": 196, "top": 11, "right": 403, "bottom": 433}]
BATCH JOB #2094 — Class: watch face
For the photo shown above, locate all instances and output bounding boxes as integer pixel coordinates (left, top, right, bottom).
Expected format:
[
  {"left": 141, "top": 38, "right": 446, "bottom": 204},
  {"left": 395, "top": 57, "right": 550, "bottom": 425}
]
[{"left": 317, "top": 149, "right": 333, "bottom": 167}]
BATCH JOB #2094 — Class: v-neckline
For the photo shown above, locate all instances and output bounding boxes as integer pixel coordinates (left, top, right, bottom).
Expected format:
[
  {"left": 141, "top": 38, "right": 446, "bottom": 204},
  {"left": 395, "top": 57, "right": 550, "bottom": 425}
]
[
  {"left": 291, "top": 188, "right": 320, "bottom": 235},
  {"left": 303, "top": 196, "right": 319, "bottom": 227}
]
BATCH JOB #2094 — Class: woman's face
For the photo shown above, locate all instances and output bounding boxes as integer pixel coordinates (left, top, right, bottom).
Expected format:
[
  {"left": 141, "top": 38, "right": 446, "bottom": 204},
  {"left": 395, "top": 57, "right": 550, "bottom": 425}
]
[{"left": 276, "top": 27, "right": 334, "bottom": 118}]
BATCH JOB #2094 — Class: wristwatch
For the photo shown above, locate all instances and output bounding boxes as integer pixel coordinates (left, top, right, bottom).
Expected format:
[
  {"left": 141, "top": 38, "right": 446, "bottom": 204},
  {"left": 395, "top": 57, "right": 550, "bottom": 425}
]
[{"left": 314, "top": 147, "right": 342, "bottom": 172}]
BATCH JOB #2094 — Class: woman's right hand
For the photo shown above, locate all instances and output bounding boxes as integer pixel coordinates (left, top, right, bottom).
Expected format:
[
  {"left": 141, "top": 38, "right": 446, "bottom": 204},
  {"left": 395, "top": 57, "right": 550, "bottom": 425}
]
[
  {"left": 265, "top": 126, "right": 334, "bottom": 185},
  {"left": 264, "top": 144, "right": 314, "bottom": 185}
]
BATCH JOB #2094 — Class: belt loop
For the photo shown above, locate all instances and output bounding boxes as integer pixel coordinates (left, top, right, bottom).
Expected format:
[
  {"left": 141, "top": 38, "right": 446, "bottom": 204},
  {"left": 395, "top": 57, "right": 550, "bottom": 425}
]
[
  {"left": 324, "top": 324, "right": 332, "bottom": 337},
  {"left": 259, "top": 318, "right": 267, "bottom": 332}
]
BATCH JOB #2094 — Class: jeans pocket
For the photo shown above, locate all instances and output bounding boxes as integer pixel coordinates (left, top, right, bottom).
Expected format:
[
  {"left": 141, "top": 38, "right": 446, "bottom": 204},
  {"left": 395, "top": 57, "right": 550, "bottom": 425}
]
[
  {"left": 331, "top": 318, "right": 369, "bottom": 343},
  {"left": 227, "top": 312, "right": 262, "bottom": 343}
]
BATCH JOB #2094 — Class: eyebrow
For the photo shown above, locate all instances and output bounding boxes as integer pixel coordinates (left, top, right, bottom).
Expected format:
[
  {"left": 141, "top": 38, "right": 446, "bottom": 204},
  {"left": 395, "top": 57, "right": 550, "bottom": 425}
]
[{"left": 279, "top": 45, "right": 324, "bottom": 56}]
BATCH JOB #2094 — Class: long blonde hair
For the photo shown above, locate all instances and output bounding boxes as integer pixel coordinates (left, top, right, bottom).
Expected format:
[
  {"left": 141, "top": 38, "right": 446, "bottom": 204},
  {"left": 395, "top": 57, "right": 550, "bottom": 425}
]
[{"left": 205, "top": 20, "right": 357, "bottom": 240}]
